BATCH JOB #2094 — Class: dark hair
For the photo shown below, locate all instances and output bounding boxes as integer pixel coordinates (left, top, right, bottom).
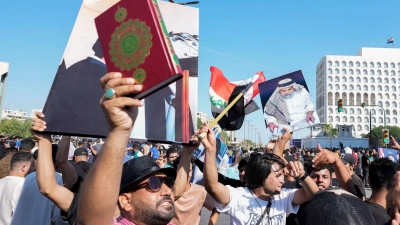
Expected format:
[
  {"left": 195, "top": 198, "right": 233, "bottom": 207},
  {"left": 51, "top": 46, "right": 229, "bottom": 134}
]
[
  {"left": 245, "top": 153, "right": 285, "bottom": 189},
  {"left": 10, "top": 152, "right": 33, "bottom": 170},
  {"left": 166, "top": 148, "right": 178, "bottom": 158},
  {"left": 243, "top": 150, "right": 248, "bottom": 154},
  {"left": 92, "top": 39, "right": 104, "bottom": 58},
  {"left": 307, "top": 164, "right": 333, "bottom": 177},
  {"left": 20, "top": 138, "right": 35, "bottom": 152},
  {"left": 369, "top": 158, "right": 398, "bottom": 190},
  {"left": 5, "top": 148, "right": 18, "bottom": 156}
]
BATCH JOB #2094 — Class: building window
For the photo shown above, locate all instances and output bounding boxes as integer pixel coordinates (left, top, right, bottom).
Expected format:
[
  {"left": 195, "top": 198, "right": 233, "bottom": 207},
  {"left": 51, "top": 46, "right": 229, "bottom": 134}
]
[
  {"left": 392, "top": 86, "right": 397, "bottom": 92},
  {"left": 377, "top": 62, "right": 381, "bottom": 68},
  {"left": 384, "top": 62, "right": 388, "bottom": 68},
  {"left": 328, "top": 116, "right": 333, "bottom": 122},
  {"left": 357, "top": 109, "right": 362, "bottom": 115},
  {"left": 363, "top": 85, "right": 368, "bottom": 91},
  {"left": 377, "top": 70, "right": 382, "bottom": 75},
  {"left": 371, "top": 85, "right": 375, "bottom": 91},
  {"left": 329, "top": 108, "right": 333, "bottom": 114},
  {"left": 342, "top": 69, "right": 347, "bottom": 75},
  {"left": 370, "top": 78, "right": 375, "bottom": 83},
  {"left": 363, "top": 70, "right": 368, "bottom": 75},
  {"left": 363, "top": 77, "right": 368, "bottom": 83},
  {"left": 384, "top": 70, "right": 389, "bottom": 76},
  {"left": 364, "top": 109, "right": 369, "bottom": 115},
  {"left": 335, "top": 69, "right": 339, "bottom": 74},
  {"left": 356, "top": 69, "right": 361, "bottom": 75},
  {"left": 370, "top": 62, "right": 374, "bottom": 68},
  {"left": 364, "top": 125, "right": 369, "bottom": 131},
  {"left": 328, "top": 76, "right": 332, "bottom": 82},
  {"left": 349, "top": 69, "right": 354, "bottom": 75},
  {"left": 342, "top": 77, "right": 347, "bottom": 82},
  {"left": 342, "top": 61, "right": 347, "bottom": 67},
  {"left": 342, "top": 84, "right": 347, "bottom": 90},
  {"left": 378, "top": 78, "right": 382, "bottom": 83},
  {"left": 357, "top": 125, "right": 362, "bottom": 131},
  {"left": 328, "top": 84, "right": 333, "bottom": 90},
  {"left": 370, "top": 70, "right": 375, "bottom": 75},
  {"left": 395, "top": 118, "right": 398, "bottom": 124},
  {"left": 363, "top": 62, "right": 367, "bottom": 68},
  {"left": 336, "top": 116, "right": 340, "bottom": 122},
  {"left": 385, "top": 101, "right": 390, "bottom": 107},
  {"left": 372, "top": 117, "right": 376, "bottom": 123},
  {"left": 350, "top": 108, "right": 354, "bottom": 114},
  {"left": 335, "top": 76, "right": 339, "bottom": 82},
  {"left": 392, "top": 70, "right": 396, "bottom": 76},
  {"left": 356, "top": 85, "right": 361, "bottom": 91},
  {"left": 349, "top": 61, "right": 353, "bottom": 67},
  {"left": 392, "top": 94, "right": 397, "bottom": 99},
  {"left": 349, "top": 84, "right": 354, "bottom": 90},
  {"left": 386, "top": 118, "right": 391, "bottom": 123},
  {"left": 378, "top": 109, "right": 383, "bottom": 115},
  {"left": 356, "top": 62, "right": 360, "bottom": 67},
  {"left": 356, "top": 77, "right": 361, "bottom": 83},
  {"left": 378, "top": 85, "right": 382, "bottom": 91},
  {"left": 384, "top": 78, "right": 389, "bottom": 84},
  {"left": 391, "top": 78, "right": 396, "bottom": 84},
  {"left": 335, "top": 84, "right": 340, "bottom": 90},
  {"left": 391, "top": 63, "right": 395, "bottom": 68},
  {"left": 364, "top": 117, "right": 369, "bottom": 123},
  {"left": 328, "top": 69, "right": 332, "bottom": 74},
  {"left": 378, "top": 93, "right": 383, "bottom": 99},
  {"left": 350, "top": 117, "right": 355, "bottom": 122},
  {"left": 385, "top": 86, "right": 389, "bottom": 91},
  {"left": 379, "top": 117, "right": 383, "bottom": 123},
  {"left": 328, "top": 61, "right": 332, "bottom": 67},
  {"left": 335, "top": 61, "right": 339, "bottom": 67}
]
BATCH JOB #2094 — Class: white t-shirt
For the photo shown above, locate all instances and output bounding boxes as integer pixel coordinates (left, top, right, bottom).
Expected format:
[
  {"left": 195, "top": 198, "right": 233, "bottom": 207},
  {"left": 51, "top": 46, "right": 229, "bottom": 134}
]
[
  {"left": 218, "top": 153, "right": 229, "bottom": 176},
  {"left": 0, "top": 176, "right": 25, "bottom": 225},
  {"left": 215, "top": 186, "right": 299, "bottom": 225}
]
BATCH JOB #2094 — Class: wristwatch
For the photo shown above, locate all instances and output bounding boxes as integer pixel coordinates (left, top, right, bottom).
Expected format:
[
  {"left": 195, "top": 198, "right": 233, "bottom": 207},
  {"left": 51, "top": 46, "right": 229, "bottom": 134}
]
[{"left": 299, "top": 172, "right": 309, "bottom": 181}]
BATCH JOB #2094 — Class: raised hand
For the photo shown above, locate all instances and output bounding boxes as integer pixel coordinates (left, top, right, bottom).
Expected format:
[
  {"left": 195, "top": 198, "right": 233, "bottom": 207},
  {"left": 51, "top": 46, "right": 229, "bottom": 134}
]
[
  {"left": 197, "top": 123, "right": 216, "bottom": 150},
  {"left": 99, "top": 72, "right": 144, "bottom": 132},
  {"left": 306, "top": 111, "right": 315, "bottom": 122},
  {"left": 390, "top": 136, "right": 400, "bottom": 150},
  {"left": 268, "top": 122, "right": 278, "bottom": 132},
  {"left": 281, "top": 156, "right": 305, "bottom": 178},
  {"left": 312, "top": 144, "right": 338, "bottom": 168},
  {"left": 31, "top": 112, "right": 51, "bottom": 141}
]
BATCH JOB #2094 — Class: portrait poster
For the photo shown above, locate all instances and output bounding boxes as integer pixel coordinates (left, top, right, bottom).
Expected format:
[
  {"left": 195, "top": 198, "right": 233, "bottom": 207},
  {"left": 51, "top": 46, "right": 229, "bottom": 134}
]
[
  {"left": 378, "top": 148, "right": 398, "bottom": 162},
  {"left": 258, "top": 70, "right": 320, "bottom": 139},
  {"left": 42, "top": 0, "right": 198, "bottom": 144}
]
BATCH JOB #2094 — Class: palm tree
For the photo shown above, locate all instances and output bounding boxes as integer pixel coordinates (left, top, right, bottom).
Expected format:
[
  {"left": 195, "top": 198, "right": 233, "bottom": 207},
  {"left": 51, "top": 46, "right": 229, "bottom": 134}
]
[{"left": 323, "top": 124, "right": 332, "bottom": 136}]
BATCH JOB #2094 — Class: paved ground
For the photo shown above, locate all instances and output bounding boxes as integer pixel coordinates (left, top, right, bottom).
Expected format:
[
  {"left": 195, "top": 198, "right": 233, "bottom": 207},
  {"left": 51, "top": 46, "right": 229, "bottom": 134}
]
[{"left": 198, "top": 188, "right": 373, "bottom": 225}]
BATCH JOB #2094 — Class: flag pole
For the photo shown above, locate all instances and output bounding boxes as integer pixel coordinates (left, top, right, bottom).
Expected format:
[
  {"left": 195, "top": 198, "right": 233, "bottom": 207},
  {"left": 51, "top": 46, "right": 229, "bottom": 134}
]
[{"left": 199, "top": 82, "right": 254, "bottom": 139}]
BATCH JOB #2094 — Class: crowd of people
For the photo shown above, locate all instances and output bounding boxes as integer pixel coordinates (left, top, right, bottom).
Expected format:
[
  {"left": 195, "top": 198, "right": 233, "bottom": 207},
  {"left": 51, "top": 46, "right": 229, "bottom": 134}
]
[{"left": 1, "top": 72, "right": 400, "bottom": 224}]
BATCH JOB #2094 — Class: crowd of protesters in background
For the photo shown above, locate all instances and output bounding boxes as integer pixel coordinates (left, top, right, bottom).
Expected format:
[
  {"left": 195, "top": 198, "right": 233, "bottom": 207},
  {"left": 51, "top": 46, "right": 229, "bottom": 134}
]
[{"left": 2, "top": 72, "right": 400, "bottom": 224}]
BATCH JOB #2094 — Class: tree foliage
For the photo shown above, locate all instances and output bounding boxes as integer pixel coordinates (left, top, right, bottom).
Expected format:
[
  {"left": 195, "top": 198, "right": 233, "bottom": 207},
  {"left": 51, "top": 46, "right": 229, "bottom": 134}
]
[
  {"left": 220, "top": 130, "right": 229, "bottom": 143},
  {"left": 366, "top": 125, "right": 400, "bottom": 139},
  {"left": 240, "top": 139, "right": 256, "bottom": 148},
  {"left": 323, "top": 124, "right": 338, "bottom": 137},
  {"left": 0, "top": 118, "right": 33, "bottom": 138}
]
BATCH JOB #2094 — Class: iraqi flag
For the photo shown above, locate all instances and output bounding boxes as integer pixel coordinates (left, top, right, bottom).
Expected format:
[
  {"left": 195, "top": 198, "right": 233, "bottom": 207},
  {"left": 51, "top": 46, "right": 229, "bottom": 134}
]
[{"left": 209, "top": 66, "right": 266, "bottom": 130}]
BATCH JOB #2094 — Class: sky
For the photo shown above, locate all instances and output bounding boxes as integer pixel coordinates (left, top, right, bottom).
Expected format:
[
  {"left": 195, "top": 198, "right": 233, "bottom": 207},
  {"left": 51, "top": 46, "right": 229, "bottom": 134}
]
[{"left": 1, "top": 0, "right": 400, "bottom": 145}]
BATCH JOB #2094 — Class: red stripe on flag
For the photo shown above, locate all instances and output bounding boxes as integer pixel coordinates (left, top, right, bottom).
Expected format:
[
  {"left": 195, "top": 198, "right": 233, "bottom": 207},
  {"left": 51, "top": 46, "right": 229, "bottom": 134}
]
[
  {"left": 210, "top": 66, "right": 236, "bottom": 101},
  {"left": 251, "top": 72, "right": 266, "bottom": 99}
]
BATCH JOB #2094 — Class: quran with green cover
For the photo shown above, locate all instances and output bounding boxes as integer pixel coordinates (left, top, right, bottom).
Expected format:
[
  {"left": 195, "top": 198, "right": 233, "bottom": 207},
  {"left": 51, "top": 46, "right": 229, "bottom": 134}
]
[{"left": 95, "top": 0, "right": 182, "bottom": 99}]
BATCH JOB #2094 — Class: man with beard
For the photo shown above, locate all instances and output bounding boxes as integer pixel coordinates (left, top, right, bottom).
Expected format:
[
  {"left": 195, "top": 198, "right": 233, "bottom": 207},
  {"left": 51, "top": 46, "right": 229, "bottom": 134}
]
[{"left": 264, "top": 78, "right": 318, "bottom": 133}]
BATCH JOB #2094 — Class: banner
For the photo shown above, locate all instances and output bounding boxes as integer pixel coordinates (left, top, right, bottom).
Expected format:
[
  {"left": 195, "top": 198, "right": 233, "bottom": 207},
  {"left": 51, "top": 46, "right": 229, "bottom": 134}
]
[
  {"left": 42, "top": 0, "right": 198, "bottom": 144},
  {"left": 378, "top": 148, "right": 398, "bottom": 162}
]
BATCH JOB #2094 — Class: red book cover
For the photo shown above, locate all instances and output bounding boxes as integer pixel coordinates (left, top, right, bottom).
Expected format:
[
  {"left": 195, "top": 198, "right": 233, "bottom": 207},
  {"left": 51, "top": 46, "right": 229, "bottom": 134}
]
[{"left": 95, "top": 0, "right": 182, "bottom": 99}]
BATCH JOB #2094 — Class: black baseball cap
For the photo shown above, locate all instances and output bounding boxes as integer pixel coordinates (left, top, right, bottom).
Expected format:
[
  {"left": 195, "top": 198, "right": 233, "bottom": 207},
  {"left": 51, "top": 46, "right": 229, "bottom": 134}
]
[
  {"left": 120, "top": 156, "right": 176, "bottom": 193},
  {"left": 341, "top": 154, "right": 356, "bottom": 165},
  {"left": 74, "top": 147, "right": 88, "bottom": 156}
]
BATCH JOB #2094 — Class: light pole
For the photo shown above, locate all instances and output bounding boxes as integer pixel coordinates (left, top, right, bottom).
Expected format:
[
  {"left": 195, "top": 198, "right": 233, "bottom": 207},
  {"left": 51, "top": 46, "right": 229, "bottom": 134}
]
[
  {"left": 254, "top": 128, "right": 258, "bottom": 147},
  {"left": 247, "top": 121, "right": 251, "bottom": 148},
  {"left": 250, "top": 125, "right": 254, "bottom": 147}
]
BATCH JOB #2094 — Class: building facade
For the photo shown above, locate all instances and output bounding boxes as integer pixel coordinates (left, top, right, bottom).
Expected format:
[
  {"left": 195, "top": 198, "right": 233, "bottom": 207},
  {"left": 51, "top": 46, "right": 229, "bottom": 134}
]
[
  {"left": 316, "top": 47, "right": 400, "bottom": 138},
  {"left": 2, "top": 109, "right": 29, "bottom": 120},
  {"left": 0, "top": 62, "right": 9, "bottom": 119}
]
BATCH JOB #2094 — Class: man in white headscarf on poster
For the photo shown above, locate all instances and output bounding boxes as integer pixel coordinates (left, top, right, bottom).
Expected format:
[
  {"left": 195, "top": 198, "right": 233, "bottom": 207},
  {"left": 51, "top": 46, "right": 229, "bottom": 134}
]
[{"left": 264, "top": 78, "right": 319, "bottom": 134}]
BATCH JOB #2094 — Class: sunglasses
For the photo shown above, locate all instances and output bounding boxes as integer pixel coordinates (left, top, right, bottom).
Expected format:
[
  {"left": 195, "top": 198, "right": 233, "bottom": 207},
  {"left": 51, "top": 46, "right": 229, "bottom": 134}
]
[{"left": 131, "top": 176, "right": 175, "bottom": 193}]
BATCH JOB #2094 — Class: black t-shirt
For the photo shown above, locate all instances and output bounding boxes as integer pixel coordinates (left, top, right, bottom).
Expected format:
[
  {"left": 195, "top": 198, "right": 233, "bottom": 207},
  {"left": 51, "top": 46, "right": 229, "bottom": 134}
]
[
  {"left": 362, "top": 155, "right": 369, "bottom": 168},
  {"left": 61, "top": 193, "right": 78, "bottom": 225},
  {"left": 352, "top": 174, "right": 366, "bottom": 199},
  {"left": 72, "top": 161, "right": 91, "bottom": 179},
  {"left": 365, "top": 202, "right": 392, "bottom": 225}
]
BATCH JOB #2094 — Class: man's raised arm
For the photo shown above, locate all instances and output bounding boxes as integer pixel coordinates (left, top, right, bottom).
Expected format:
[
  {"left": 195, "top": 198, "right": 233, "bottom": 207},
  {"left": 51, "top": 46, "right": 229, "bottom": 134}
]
[
  {"left": 202, "top": 124, "right": 231, "bottom": 208},
  {"left": 55, "top": 135, "right": 77, "bottom": 190},
  {"left": 33, "top": 112, "right": 74, "bottom": 213},
  {"left": 77, "top": 72, "right": 144, "bottom": 225}
]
